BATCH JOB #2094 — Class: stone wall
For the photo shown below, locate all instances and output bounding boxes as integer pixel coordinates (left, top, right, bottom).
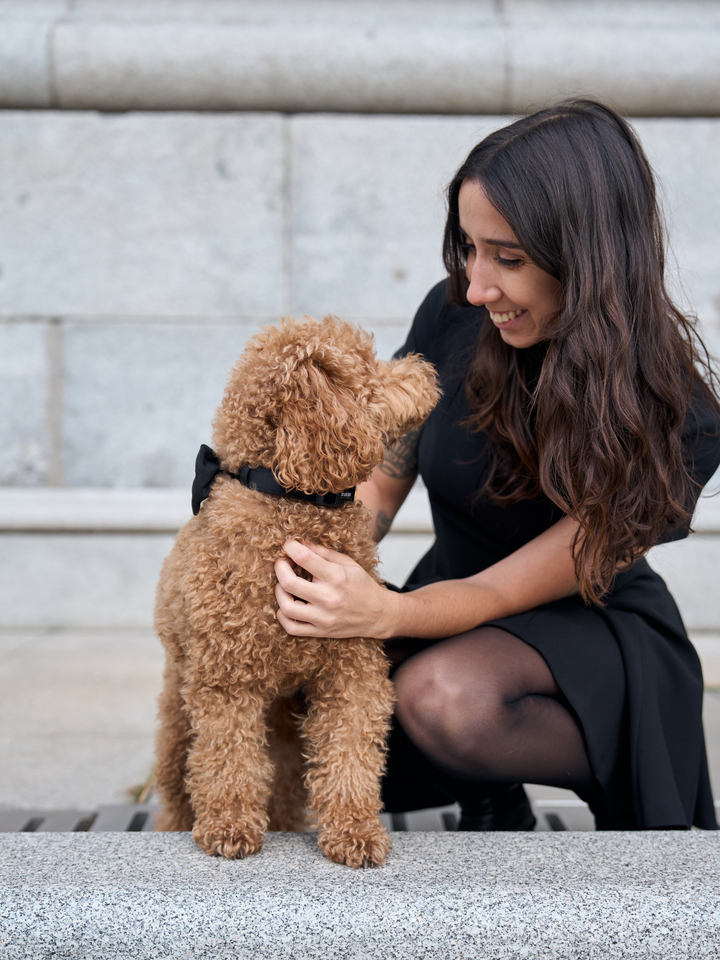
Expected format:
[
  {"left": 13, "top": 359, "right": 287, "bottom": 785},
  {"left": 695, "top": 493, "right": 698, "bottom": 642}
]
[
  {"left": 2, "top": 0, "right": 720, "bottom": 115},
  {"left": 1, "top": 0, "right": 719, "bottom": 636},
  {"left": 2, "top": 111, "right": 719, "bottom": 491}
]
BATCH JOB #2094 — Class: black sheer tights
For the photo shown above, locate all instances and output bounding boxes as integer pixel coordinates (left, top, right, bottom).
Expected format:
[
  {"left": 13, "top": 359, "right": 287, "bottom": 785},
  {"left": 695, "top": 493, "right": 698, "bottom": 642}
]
[{"left": 390, "top": 627, "right": 593, "bottom": 790}]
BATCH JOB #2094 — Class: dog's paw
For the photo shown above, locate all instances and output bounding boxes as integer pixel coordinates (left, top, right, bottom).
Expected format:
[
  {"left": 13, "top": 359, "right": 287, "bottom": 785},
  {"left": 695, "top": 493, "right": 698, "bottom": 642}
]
[
  {"left": 318, "top": 818, "right": 391, "bottom": 868},
  {"left": 193, "top": 821, "right": 264, "bottom": 860}
]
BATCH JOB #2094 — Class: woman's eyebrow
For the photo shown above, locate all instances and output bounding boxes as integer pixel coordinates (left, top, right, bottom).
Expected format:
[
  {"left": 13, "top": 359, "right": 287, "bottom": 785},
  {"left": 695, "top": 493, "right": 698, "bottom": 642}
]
[
  {"left": 458, "top": 225, "right": 524, "bottom": 250},
  {"left": 482, "top": 237, "right": 524, "bottom": 249}
]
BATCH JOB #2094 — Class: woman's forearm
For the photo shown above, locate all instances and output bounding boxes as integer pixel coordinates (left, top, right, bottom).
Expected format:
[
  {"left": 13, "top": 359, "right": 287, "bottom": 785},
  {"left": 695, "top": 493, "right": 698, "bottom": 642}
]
[
  {"left": 381, "top": 515, "right": 580, "bottom": 639},
  {"left": 275, "top": 516, "right": 581, "bottom": 643}
]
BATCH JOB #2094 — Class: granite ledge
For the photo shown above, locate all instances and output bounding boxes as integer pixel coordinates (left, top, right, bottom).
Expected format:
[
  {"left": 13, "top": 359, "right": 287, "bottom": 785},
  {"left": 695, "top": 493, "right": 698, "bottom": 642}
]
[{"left": 1, "top": 831, "right": 719, "bottom": 959}]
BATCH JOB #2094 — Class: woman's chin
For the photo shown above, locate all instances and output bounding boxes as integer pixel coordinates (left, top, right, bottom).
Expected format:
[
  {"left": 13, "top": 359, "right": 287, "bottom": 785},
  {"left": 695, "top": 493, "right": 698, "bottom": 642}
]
[{"left": 497, "top": 326, "right": 545, "bottom": 349}]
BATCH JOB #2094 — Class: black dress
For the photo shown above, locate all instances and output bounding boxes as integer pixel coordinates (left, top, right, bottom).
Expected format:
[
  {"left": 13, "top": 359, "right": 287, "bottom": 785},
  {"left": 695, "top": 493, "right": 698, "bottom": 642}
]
[{"left": 382, "top": 280, "right": 720, "bottom": 829}]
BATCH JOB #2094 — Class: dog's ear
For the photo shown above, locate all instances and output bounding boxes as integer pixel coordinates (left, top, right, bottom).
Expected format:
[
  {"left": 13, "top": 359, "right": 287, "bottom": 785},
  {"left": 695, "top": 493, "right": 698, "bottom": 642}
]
[
  {"left": 370, "top": 354, "right": 440, "bottom": 447},
  {"left": 272, "top": 361, "right": 385, "bottom": 493}
]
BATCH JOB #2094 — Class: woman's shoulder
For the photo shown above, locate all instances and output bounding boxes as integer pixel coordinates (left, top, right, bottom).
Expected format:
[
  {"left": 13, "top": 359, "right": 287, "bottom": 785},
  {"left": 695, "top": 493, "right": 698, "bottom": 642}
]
[{"left": 395, "top": 279, "right": 484, "bottom": 366}]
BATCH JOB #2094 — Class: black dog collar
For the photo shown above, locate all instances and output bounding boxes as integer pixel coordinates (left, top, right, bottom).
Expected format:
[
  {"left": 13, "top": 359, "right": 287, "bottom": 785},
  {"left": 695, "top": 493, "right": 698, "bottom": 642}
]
[{"left": 191, "top": 444, "right": 356, "bottom": 515}]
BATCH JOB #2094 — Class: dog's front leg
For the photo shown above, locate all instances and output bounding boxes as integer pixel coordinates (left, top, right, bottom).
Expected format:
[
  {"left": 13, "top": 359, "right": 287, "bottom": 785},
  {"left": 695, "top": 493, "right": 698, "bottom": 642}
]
[
  {"left": 184, "top": 683, "right": 273, "bottom": 859},
  {"left": 303, "top": 649, "right": 395, "bottom": 867},
  {"left": 154, "top": 656, "right": 194, "bottom": 831}
]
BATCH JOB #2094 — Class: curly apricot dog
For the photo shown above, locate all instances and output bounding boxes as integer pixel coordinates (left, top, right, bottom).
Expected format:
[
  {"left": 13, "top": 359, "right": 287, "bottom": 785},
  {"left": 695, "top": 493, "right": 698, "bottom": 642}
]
[{"left": 153, "top": 316, "right": 438, "bottom": 867}]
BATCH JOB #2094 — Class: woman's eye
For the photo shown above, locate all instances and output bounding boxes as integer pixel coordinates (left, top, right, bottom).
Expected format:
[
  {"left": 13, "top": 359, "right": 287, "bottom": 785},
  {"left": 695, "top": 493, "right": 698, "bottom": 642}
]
[{"left": 495, "top": 256, "right": 523, "bottom": 268}]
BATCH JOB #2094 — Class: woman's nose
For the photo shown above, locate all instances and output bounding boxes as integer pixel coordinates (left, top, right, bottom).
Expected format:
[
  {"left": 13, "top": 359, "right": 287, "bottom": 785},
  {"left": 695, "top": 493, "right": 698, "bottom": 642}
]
[{"left": 466, "top": 258, "right": 502, "bottom": 307}]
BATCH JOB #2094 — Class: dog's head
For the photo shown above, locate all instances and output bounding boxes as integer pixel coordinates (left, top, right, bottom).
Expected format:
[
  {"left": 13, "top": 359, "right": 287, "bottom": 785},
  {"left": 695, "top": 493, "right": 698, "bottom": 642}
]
[{"left": 211, "top": 316, "right": 439, "bottom": 493}]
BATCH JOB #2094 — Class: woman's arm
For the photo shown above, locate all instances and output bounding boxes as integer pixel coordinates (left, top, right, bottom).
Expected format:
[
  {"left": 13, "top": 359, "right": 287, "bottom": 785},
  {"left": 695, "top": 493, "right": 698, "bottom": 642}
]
[
  {"left": 274, "top": 513, "right": 581, "bottom": 641},
  {"left": 383, "top": 513, "right": 580, "bottom": 638},
  {"left": 356, "top": 426, "right": 423, "bottom": 542}
]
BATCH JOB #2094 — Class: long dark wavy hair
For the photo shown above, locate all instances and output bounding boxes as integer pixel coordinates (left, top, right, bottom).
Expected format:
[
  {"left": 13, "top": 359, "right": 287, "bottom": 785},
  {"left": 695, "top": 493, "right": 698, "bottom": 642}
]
[{"left": 443, "top": 99, "right": 720, "bottom": 603}]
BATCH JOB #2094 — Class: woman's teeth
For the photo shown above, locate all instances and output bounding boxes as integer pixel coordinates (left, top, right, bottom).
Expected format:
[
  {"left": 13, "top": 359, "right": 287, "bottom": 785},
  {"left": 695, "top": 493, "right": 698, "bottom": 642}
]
[{"left": 489, "top": 309, "right": 525, "bottom": 324}]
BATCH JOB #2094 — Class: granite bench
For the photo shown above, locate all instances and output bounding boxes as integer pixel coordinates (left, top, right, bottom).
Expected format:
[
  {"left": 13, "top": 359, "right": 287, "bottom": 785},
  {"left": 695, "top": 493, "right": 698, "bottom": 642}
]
[{"left": 1, "top": 831, "right": 719, "bottom": 959}]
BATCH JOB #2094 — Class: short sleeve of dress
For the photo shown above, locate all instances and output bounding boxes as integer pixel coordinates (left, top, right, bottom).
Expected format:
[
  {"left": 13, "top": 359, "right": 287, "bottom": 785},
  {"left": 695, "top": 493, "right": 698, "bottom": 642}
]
[
  {"left": 659, "top": 379, "right": 720, "bottom": 543},
  {"left": 393, "top": 280, "right": 449, "bottom": 362}
]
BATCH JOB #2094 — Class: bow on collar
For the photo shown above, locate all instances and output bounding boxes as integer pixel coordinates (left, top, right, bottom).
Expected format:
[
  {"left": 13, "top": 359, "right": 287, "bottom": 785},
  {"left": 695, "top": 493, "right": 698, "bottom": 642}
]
[{"left": 191, "top": 444, "right": 356, "bottom": 515}]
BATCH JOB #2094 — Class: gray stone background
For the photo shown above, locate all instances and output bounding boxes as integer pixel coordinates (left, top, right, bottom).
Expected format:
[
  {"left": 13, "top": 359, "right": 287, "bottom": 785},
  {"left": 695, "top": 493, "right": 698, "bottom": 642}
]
[
  {"left": 2, "top": 111, "right": 720, "bottom": 490},
  {"left": 1, "top": 0, "right": 720, "bottom": 809}
]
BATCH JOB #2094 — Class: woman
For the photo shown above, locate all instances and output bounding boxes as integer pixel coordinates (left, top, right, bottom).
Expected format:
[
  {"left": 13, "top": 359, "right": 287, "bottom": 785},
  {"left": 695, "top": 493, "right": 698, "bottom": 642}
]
[{"left": 274, "top": 100, "right": 720, "bottom": 831}]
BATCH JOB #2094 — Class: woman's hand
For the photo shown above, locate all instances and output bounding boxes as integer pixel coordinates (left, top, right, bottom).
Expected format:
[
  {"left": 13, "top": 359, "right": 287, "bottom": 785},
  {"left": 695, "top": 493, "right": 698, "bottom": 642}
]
[
  {"left": 274, "top": 540, "right": 400, "bottom": 639},
  {"left": 274, "top": 516, "right": 584, "bottom": 643}
]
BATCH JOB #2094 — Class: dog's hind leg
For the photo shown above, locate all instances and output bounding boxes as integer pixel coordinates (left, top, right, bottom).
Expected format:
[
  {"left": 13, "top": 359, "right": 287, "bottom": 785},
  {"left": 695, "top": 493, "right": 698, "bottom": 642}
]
[
  {"left": 154, "top": 657, "right": 194, "bottom": 832},
  {"left": 185, "top": 684, "right": 274, "bottom": 859},
  {"left": 267, "top": 693, "right": 309, "bottom": 832},
  {"left": 302, "top": 648, "right": 395, "bottom": 868}
]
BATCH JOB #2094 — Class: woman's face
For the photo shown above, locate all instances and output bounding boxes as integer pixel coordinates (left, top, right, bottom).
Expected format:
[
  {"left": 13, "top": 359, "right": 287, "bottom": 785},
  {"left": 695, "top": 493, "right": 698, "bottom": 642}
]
[{"left": 458, "top": 179, "right": 562, "bottom": 349}]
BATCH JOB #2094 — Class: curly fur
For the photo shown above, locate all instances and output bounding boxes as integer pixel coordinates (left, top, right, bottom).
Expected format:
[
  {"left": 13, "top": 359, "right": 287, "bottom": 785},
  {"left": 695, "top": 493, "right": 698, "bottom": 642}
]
[{"left": 153, "top": 316, "right": 439, "bottom": 867}]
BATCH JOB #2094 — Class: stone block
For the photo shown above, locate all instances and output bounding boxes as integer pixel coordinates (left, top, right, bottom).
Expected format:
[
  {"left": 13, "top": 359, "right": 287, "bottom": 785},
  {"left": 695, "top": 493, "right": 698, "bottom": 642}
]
[
  {"left": 703, "top": 691, "right": 720, "bottom": 798},
  {"left": 52, "top": 12, "right": 505, "bottom": 112},
  {"left": 633, "top": 120, "right": 720, "bottom": 328},
  {"left": 2, "top": 832, "right": 720, "bottom": 958},
  {"left": 360, "top": 321, "right": 413, "bottom": 363},
  {"left": 290, "top": 115, "right": 509, "bottom": 319},
  {"left": 377, "top": 533, "right": 435, "bottom": 590},
  {"left": 62, "top": 322, "right": 263, "bottom": 487},
  {"left": 0, "top": 627, "right": 162, "bottom": 808},
  {"left": 693, "top": 635, "right": 720, "bottom": 689},
  {"left": 0, "top": 112, "right": 284, "bottom": 316},
  {"left": 510, "top": 18, "right": 720, "bottom": 118},
  {"left": 0, "top": 322, "right": 50, "bottom": 485},
  {"left": 0, "top": 533, "right": 175, "bottom": 628},
  {"left": 0, "top": 14, "right": 54, "bottom": 108},
  {"left": 647, "top": 536, "right": 720, "bottom": 632},
  {"left": 0, "top": 0, "right": 717, "bottom": 115},
  {"left": 0, "top": 486, "right": 191, "bottom": 532}
]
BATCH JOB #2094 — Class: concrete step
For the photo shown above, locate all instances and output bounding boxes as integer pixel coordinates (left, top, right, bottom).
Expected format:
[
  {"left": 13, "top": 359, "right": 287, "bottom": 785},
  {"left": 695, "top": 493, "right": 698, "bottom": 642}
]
[
  {"left": 0, "top": 485, "right": 436, "bottom": 628},
  {"left": 3, "top": 627, "right": 720, "bottom": 829},
  {"left": 1, "top": 831, "right": 719, "bottom": 958},
  {"left": 1, "top": 485, "right": 719, "bottom": 634}
]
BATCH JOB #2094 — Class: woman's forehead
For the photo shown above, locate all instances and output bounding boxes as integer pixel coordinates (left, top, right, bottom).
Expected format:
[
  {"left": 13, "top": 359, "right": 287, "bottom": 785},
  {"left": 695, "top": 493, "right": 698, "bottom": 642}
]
[{"left": 458, "top": 180, "right": 521, "bottom": 247}]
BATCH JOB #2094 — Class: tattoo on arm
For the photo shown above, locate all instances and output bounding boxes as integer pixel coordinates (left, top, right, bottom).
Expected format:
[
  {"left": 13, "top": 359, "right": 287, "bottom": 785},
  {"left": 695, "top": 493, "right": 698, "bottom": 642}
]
[
  {"left": 374, "top": 510, "right": 393, "bottom": 543},
  {"left": 377, "top": 427, "right": 422, "bottom": 480}
]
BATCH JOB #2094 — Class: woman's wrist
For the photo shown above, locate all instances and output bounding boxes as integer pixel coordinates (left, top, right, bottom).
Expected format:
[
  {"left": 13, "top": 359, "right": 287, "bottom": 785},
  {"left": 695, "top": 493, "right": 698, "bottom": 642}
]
[
  {"left": 374, "top": 582, "right": 451, "bottom": 641},
  {"left": 374, "top": 585, "right": 406, "bottom": 640}
]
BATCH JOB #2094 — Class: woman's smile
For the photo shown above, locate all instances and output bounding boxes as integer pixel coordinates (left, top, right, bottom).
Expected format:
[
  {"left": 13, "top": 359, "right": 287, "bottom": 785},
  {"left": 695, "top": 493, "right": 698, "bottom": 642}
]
[{"left": 488, "top": 308, "right": 528, "bottom": 326}]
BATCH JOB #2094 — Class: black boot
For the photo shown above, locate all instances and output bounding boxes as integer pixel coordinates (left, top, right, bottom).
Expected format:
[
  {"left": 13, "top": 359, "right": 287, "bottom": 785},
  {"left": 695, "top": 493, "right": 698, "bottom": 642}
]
[{"left": 457, "top": 782, "right": 536, "bottom": 832}]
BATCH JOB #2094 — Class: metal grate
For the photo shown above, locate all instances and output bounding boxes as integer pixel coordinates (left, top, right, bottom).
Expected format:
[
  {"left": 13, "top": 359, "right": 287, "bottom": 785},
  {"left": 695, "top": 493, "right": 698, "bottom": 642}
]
[{"left": 0, "top": 805, "right": 157, "bottom": 833}]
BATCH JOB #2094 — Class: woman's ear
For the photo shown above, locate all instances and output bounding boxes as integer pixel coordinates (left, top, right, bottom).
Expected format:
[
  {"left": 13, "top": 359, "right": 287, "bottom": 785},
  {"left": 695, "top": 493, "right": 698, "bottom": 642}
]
[{"left": 372, "top": 354, "right": 440, "bottom": 446}]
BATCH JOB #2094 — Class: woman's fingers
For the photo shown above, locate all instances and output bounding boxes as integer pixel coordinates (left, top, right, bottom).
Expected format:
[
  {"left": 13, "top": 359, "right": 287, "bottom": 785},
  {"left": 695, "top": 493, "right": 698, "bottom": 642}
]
[
  {"left": 273, "top": 539, "right": 398, "bottom": 640},
  {"left": 274, "top": 577, "right": 337, "bottom": 635},
  {"left": 282, "top": 539, "right": 355, "bottom": 577},
  {"left": 274, "top": 581, "right": 317, "bottom": 629},
  {"left": 275, "top": 601, "right": 322, "bottom": 636},
  {"left": 274, "top": 556, "right": 320, "bottom": 603}
]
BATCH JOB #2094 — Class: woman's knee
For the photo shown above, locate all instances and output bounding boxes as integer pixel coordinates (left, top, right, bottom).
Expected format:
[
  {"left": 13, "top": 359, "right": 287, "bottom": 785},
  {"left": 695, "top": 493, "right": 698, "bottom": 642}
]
[{"left": 393, "top": 646, "right": 507, "bottom": 749}]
